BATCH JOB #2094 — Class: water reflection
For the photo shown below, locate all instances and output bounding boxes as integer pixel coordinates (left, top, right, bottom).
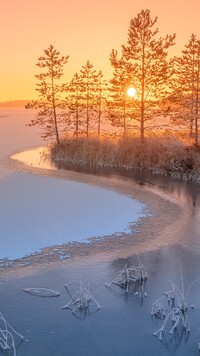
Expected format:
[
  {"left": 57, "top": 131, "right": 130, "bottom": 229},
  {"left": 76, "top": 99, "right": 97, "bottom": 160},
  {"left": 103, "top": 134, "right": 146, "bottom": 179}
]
[{"left": 11, "top": 146, "right": 56, "bottom": 170}]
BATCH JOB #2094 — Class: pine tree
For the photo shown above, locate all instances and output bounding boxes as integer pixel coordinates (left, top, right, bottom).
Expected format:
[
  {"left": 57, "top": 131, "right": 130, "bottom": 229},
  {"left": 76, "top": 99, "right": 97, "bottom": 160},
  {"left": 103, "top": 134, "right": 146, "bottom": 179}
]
[
  {"left": 108, "top": 51, "right": 134, "bottom": 137},
  {"left": 171, "top": 34, "right": 200, "bottom": 146},
  {"left": 67, "top": 73, "right": 84, "bottom": 137},
  {"left": 96, "top": 70, "right": 108, "bottom": 136},
  {"left": 26, "top": 45, "right": 69, "bottom": 144},
  {"left": 113, "top": 9, "right": 176, "bottom": 139},
  {"left": 79, "top": 61, "right": 98, "bottom": 137}
]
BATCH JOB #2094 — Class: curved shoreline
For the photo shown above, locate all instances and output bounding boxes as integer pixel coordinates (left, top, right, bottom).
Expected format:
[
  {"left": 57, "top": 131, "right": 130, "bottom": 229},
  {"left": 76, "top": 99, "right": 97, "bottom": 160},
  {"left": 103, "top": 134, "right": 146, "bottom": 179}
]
[{"left": 1, "top": 147, "right": 189, "bottom": 277}]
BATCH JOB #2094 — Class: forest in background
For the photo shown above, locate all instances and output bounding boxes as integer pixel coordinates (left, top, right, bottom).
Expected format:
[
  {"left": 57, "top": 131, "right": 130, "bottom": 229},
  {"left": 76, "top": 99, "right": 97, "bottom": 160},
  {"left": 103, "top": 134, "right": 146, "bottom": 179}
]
[{"left": 0, "top": 101, "right": 29, "bottom": 108}]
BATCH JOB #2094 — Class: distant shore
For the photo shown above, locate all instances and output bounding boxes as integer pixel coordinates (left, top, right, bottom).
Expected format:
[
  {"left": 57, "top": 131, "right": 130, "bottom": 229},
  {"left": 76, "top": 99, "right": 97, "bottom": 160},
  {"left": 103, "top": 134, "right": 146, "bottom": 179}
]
[{"left": 0, "top": 100, "right": 30, "bottom": 108}]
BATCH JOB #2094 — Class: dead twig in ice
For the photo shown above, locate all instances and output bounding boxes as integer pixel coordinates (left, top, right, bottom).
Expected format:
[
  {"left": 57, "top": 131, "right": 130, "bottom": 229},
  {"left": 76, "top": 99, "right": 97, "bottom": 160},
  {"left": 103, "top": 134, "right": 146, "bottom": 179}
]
[
  {"left": 152, "top": 259, "right": 200, "bottom": 342},
  {"left": 105, "top": 258, "right": 147, "bottom": 298},
  {"left": 62, "top": 281, "right": 100, "bottom": 317},
  {"left": 0, "top": 312, "right": 24, "bottom": 356}
]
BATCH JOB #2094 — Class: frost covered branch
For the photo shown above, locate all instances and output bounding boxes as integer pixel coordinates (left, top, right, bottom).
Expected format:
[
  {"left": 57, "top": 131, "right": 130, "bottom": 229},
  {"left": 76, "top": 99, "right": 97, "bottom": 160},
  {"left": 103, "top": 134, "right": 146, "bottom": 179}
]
[
  {"left": 0, "top": 312, "right": 24, "bottom": 356},
  {"left": 62, "top": 281, "right": 100, "bottom": 316},
  {"left": 105, "top": 261, "right": 148, "bottom": 298},
  {"left": 152, "top": 259, "right": 200, "bottom": 342}
]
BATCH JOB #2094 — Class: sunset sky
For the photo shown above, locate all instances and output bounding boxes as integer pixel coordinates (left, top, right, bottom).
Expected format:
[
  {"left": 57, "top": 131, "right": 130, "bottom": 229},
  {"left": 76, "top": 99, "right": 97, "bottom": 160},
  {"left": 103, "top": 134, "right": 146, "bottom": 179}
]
[{"left": 1, "top": 0, "right": 200, "bottom": 101}]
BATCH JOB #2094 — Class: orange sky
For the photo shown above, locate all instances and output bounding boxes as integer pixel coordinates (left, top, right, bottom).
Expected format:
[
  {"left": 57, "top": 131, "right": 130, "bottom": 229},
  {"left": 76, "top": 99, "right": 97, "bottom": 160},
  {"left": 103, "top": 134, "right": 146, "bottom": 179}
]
[{"left": 1, "top": 0, "right": 200, "bottom": 101}]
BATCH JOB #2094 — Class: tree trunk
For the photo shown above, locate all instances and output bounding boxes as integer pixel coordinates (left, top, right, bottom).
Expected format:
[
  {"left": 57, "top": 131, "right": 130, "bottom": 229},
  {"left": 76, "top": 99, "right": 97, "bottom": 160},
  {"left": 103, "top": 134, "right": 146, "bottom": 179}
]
[
  {"left": 51, "top": 70, "right": 60, "bottom": 145},
  {"left": 195, "top": 114, "right": 198, "bottom": 147},
  {"left": 123, "top": 99, "right": 126, "bottom": 138},
  {"left": 195, "top": 50, "right": 200, "bottom": 148},
  {"left": 53, "top": 106, "right": 60, "bottom": 145},
  {"left": 141, "top": 40, "right": 145, "bottom": 141},
  {"left": 98, "top": 101, "right": 101, "bottom": 136},
  {"left": 75, "top": 88, "right": 79, "bottom": 138},
  {"left": 86, "top": 82, "right": 89, "bottom": 138},
  {"left": 140, "top": 104, "right": 144, "bottom": 140}
]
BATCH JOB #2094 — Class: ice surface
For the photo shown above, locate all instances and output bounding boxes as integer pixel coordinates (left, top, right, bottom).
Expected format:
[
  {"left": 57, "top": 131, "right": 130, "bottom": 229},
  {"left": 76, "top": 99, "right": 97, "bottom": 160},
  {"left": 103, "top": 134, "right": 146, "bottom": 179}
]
[
  {"left": 0, "top": 172, "right": 145, "bottom": 260},
  {"left": 0, "top": 109, "right": 146, "bottom": 260}
]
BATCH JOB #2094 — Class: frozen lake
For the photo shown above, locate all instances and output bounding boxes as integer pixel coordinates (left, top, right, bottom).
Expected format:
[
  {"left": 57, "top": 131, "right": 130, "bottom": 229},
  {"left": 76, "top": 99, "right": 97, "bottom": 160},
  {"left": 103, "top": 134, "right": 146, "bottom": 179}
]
[
  {"left": 2, "top": 110, "right": 200, "bottom": 356},
  {"left": 0, "top": 109, "right": 146, "bottom": 260}
]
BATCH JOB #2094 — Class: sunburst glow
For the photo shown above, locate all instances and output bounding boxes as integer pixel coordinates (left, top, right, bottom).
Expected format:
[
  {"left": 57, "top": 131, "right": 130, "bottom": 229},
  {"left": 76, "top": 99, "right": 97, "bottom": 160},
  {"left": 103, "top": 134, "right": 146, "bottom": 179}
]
[{"left": 127, "top": 87, "right": 136, "bottom": 97}]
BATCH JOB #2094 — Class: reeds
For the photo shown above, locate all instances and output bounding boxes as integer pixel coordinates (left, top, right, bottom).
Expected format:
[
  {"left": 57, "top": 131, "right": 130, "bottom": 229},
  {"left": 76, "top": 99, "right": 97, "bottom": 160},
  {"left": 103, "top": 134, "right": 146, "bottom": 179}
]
[
  {"left": 152, "top": 259, "right": 200, "bottom": 341},
  {"left": 62, "top": 281, "right": 100, "bottom": 316},
  {"left": 0, "top": 312, "right": 24, "bottom": 356},
  {"left": 50, "top": 136, "right": 200, "bottom": 181},
  {"left": 105, "top": 256, "right": 148, "bottom": 297}
]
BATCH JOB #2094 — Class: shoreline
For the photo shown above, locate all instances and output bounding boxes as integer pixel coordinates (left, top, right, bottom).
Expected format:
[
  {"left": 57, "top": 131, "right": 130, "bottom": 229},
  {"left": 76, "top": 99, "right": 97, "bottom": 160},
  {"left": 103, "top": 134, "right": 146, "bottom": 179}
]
[
  {"left": 0, "top": 146, "right": 188, "bottom": 278},
  {"left": 50, "top": 137, "right": 200, "bottom": 184}
]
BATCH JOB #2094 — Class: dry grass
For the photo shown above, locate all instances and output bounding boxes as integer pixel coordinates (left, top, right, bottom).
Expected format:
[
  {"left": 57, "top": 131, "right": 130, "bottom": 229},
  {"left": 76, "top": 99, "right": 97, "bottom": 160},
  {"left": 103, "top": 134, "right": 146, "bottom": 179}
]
[{"left": 50, "top": 136, "right": 200, "bottom": 182}]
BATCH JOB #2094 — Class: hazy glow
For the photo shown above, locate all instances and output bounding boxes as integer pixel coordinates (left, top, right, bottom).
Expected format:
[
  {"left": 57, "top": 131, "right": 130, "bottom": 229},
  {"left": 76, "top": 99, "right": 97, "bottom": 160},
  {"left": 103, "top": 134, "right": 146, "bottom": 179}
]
[
  {"left": 11, "top": 148, "right": 54, "bottom": 170},
  {"left": 127, "top": 87, "right": 136, "bottom": 97},
  {"left": 1, "top": 0, "right": 200, "bottom": 101}
]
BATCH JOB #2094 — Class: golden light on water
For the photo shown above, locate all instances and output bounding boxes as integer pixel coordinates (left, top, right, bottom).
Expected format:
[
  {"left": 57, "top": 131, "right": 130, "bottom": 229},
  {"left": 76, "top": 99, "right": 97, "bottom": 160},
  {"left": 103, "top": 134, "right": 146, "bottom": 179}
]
[{"left": 127, "top": 87, "right": 136, "bottom": 97}]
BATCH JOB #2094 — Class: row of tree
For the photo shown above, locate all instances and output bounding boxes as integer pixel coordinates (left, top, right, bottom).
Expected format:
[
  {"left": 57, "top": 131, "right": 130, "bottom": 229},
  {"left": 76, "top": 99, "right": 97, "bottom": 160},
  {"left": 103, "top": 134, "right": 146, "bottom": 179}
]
[{"left": 26, "top": 9, "right": 200, "bottom": 146}]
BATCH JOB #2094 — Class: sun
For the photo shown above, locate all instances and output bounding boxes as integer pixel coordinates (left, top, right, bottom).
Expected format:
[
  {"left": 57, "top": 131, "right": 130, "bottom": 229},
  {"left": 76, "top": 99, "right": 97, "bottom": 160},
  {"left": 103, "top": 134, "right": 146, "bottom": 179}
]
[{"left": 127, "top": 87, "right": 136, "bottom": 97}]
